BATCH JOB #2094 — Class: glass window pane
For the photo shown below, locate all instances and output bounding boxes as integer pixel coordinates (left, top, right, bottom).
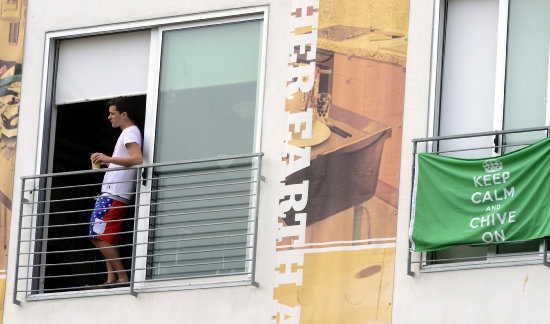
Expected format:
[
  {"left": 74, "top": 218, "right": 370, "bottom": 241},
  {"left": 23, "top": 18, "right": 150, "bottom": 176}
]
[
  {"left": 438, "top": 0, "right": 499, "bottom": 158},
  {"left": 154, "top": 20, "right": 263, "bottom": 162},
  {"left": 496, "top": 240, "right": 540, "bottom": 254},
  {"left": 503, "top": 0, "right": 550, "bottom": 151},
  {"left": 149, "top": 19, "right": 263, "bottom": 280},
  {"left": 432, "top": 245, "right": 488, "bottom": 265}
]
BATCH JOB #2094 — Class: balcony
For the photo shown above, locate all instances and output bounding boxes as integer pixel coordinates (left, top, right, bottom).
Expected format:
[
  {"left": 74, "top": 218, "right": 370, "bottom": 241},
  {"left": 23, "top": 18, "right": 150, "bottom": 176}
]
[
  {"left": 13, "top": 153, "right": 262, "bottom": 303},
  {"left": 407, "top": 126, "right": 550, "bottom": 275}
]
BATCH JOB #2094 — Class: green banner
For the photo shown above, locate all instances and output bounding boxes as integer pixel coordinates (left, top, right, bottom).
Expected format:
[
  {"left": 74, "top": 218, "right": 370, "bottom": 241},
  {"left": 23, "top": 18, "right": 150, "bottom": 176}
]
[{"left": 410, "top": 137, "right": 550, "bottom": 252}]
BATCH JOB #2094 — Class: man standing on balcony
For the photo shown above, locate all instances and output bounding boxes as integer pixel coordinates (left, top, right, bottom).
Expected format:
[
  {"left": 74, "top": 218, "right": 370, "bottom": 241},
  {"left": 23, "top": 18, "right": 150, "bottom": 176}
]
[{"left": 89, "top": 96, "right": 143, "bottom": 286}]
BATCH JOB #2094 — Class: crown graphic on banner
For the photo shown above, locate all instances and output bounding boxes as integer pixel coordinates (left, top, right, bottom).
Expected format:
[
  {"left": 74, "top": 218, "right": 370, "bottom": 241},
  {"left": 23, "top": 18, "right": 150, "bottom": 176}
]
[{"left": 482, "top": 159, "right": 503, "bottom": 173}]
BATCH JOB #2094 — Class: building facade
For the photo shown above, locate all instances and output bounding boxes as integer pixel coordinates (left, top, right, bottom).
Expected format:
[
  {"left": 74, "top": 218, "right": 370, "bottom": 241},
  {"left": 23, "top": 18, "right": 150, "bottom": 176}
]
[{"left": 1, "top": 0, "right": 549, "bottom": 323}]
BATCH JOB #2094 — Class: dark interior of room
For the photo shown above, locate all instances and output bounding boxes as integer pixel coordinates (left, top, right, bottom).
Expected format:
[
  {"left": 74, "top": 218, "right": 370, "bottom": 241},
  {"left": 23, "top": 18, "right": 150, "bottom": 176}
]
[{"left": 37, "top": 95, "right": 145, "bottom": 292}]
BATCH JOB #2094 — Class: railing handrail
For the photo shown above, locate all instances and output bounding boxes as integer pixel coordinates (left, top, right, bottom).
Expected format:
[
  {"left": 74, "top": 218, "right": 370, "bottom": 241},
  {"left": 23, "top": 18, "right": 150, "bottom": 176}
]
[
  {"left": 412, "top": 125, "right": 550, "bottom": 143},
  {"left": 21, "top": 152, "right": 264, "bottom": 180}
]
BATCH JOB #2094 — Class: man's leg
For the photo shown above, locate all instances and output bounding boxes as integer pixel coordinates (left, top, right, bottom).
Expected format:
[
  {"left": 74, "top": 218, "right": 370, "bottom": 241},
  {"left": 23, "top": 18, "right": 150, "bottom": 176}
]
[{"left": 91, "top": 238, "right": 129, "bottom": 283}]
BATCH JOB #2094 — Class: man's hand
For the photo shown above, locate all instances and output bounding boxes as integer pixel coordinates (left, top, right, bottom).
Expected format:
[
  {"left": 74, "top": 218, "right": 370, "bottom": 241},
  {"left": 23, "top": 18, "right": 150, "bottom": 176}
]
[
  {"left": 91, "top": 152, "right": 112, "bottom": 166},
  {"left": 91, "top": 143, "right": 142, "bottom": 167}
]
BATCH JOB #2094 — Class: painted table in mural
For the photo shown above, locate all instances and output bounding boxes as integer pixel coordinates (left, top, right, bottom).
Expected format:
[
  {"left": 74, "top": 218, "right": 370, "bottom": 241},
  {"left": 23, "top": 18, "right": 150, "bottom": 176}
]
[{"left": 286, "top": 105, "right": 391, "bottom": 225}]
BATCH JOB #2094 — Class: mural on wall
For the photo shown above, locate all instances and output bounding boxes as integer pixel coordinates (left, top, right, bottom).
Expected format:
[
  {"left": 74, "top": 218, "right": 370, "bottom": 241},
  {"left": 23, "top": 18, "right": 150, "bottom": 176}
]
[
  {"left": 274, "top": 0, "right": 408, "bottom": 323},
  {"left": 0, "top": 0, "right": 26, "bottom": 319}
]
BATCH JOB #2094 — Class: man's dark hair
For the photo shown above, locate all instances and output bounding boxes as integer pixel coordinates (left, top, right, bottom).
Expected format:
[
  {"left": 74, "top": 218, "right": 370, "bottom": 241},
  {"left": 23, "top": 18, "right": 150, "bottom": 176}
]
[{"left": 107, "top": 96, "right": 137, "bottom": 122}]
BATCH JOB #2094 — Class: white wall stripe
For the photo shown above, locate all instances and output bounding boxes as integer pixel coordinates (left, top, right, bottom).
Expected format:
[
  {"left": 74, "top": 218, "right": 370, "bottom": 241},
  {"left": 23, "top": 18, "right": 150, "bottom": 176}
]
[
  {"left": 291, "top": 243, "right": 396, "bottom": 254},
  {"left": 276, "top": 237, "right": 396, "bottom": 249}
]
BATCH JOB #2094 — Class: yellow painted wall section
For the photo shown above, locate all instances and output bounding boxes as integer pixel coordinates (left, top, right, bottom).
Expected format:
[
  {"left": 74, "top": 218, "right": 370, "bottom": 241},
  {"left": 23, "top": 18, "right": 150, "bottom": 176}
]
[{"left": 319, "top": 0, "right": 410, "bottom": 33}]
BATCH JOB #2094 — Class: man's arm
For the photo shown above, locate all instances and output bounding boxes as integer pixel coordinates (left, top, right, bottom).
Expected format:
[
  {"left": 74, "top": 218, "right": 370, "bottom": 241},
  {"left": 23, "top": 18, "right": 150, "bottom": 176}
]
[{"left": 91, "top": 142, "right": 143, "bottom": 167}]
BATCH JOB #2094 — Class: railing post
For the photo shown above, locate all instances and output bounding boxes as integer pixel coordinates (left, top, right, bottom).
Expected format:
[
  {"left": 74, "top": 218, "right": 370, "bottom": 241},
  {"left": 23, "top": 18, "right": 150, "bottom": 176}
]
[
  {"left": 543, "top": 238, "right": 550, "bottom": 267},
  {"left": 13, "top": 178, "right": 26, "bottom": 305},
  {"left": 129, "top": 167, "right": 142, "bottom": 297},
  {"left": 250, "top": 155, "right": 263, "bottom": 287},
  {"left": 407, "top": 141, "right": 418, "bottom": 277}
]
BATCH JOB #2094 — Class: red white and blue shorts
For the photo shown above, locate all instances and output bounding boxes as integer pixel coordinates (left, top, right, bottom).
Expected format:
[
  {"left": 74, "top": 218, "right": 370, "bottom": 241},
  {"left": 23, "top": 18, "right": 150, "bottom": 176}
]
[{"left": 89, "top": 196, "right": 128, "bottom": 244}]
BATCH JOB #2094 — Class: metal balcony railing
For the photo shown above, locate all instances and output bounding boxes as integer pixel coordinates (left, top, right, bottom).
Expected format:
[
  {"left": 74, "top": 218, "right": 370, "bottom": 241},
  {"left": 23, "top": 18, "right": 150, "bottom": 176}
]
[
  {"left": 13, "top": 153, "right": 263, "bottom": 304},
  {"left": 408, "top": 126, "right": 550, "bottom": 276}
]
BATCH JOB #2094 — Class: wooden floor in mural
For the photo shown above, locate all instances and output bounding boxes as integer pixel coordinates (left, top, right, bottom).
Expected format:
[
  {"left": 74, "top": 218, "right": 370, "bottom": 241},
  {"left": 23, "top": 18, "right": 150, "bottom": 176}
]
[{"left": 275, "top": 196, "right": 397, "bottom": 324}]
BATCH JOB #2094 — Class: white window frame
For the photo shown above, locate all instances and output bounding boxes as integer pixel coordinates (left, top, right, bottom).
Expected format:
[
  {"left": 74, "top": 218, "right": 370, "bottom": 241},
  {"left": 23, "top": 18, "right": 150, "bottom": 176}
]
[
  {"left": 135, "top": 13, "right": 268, "bottom": 290},
  {"left": 28, "top": 6, "right": 268, "bottom": 300},
  {"left": 421, "top": 0, "right": 550, "bottom": 271}
]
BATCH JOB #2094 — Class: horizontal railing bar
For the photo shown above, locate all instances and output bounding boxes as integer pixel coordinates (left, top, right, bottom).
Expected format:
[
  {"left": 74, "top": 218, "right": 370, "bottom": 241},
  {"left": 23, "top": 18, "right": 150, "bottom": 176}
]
[
  {"left": 18, "top": 267, "right": 130, "bottom": 280},
  {"left": 414, "top": 250, "right": 545, "bottom": 264},
  {"left": 145, "top": 179, "right": 256, "bottom": 196},
  {"left": 147, "top": 213, "right": 249, "bottom": 225},
  {"left": 20, "top": 217, "right": 134, "bottom": 230},
  {"left": 20, "top": 212, "right": 250, "bottom": 231},
  {"left": 22, "top": 174, "right": 257, "bottom": 200},
  {"left": 429, "top": 142, "right": 537, "bottom": 155},
  {"left": 18, "top": 232, "right": 251, "bottom": 256},
  {"left": 22, "top": 153, "right": 262, "bottom": 180},
  {"left": 144, "top": 192, "right": 255, "bottom": 209},
  {"left": 19, "top": 242, "right": 253, "bottom": 267},
  {"left": 17, "top": 282, "right": 130, "bottom": 293},
  {"left": 20, "top": 245, "right": 254, "bottom": 269},
  {"left": 135, "top": 219, "right": 253, "bottom": 234},
  {"left": 144, "top": 153, "right": 261, "bottom": 170},
  {"left": 18, "top": 271, "right": 253, "bottom": 293},
  {"left": 21, "top": 218, "right": 253, "bottom": 242},
  {"left": 410, "top": 239, "right": 541, "bottom": 252},
  {"left": 148, "top": 166, "right": 257, "bottom": 183},
  {"left": 131, "top": 271, "right": 251, "bottom": 285},
  {"left": 139, "top": 245, "right": 252, "bottom": 259},
  {"left": 21, "top": 191, "right": 255, "bottom": 218},
  {"left": 23, "top": 192, "right": 136, "bottom": 205},
  {"left": 21, "top": 166, "right": 140, "bottom": 182},
  {"left": 23, "top": 177, "right": 139, "bottom": 194},
  {"left": 19, "top": 254, "right": 132, "bottom": 268},
  {"left": 21, "top": 166, "right": 258, "bottom": 194},
  {"left": 418, "top": 259, "right": 544, "bottom": 273},
  {"left": 19, "top": 244, "right": 251, "bottom": 263},
  {"left": 138, "top": 205, "right": 255, "bottom": 221},
  {"left": 18, "top": 256, "right": 251, "bottom": 281},
  {"left": 143, "top": 200, "right": 250, "bottom": 213},
  {"left": 21, "top": 204, "right": 134, "bottom": 218},
  {"left": 20, "top": 229, "right": 136, "bottom": 243},
  {"left": 18, "top": 242, "right": 136, "bottom": 255},
  {"left": 137, "top": 232, "right": 252, "bottom": 245},
  {"left": 412, "top": 126, "right": 550, "bottom": 143},
  {"left": 136, "top": 258, "right": 252, "bottom": 272}
]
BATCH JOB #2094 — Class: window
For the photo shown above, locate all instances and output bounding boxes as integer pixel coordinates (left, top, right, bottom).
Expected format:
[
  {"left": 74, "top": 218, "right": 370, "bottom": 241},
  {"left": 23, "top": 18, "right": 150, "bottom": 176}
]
[
  {"left": 423, "top": 0, "right": 550, "bottom": 269},
  {"left": 8, "top": 21, "right": 19, "bottom": 44},
  {"left": 15, "top": 9, "right": 267, "bottom": 301},
  {"left": 138, "top": 19, "right": 264, "bottom": 282}
]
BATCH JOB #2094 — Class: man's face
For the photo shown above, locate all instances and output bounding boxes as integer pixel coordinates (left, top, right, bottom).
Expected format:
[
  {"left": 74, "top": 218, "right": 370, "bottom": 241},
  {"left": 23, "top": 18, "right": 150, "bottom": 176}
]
[{"left": 108, "top": 105, "right": 124, "bottom": 128}]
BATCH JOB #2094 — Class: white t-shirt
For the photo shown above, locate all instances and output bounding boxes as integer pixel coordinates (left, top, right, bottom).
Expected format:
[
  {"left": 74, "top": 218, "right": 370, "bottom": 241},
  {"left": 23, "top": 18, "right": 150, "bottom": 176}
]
[{"left": 101, "top": 125, "right": 142, "bottom": 202}]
